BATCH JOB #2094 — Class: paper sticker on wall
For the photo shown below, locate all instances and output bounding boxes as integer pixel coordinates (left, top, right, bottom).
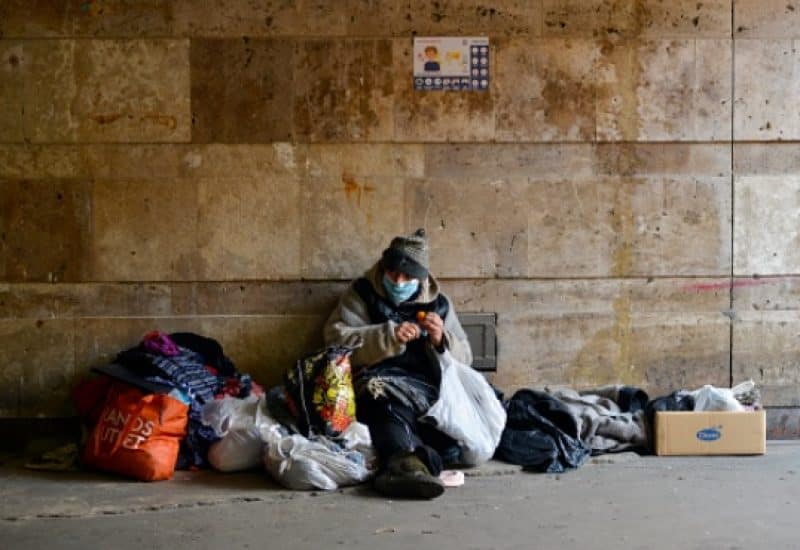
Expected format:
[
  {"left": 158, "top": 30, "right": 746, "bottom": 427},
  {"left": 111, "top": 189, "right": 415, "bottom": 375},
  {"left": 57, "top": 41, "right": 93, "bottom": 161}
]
[{"left": 413, "top": 37, "right": 489, "bottom": 91}]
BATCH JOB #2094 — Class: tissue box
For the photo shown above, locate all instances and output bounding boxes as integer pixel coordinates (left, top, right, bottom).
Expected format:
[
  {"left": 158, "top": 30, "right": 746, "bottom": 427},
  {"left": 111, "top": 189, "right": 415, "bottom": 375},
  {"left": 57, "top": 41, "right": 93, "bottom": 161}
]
[{"left": 655, "top": 410, "right": 766, "bottom": 456}]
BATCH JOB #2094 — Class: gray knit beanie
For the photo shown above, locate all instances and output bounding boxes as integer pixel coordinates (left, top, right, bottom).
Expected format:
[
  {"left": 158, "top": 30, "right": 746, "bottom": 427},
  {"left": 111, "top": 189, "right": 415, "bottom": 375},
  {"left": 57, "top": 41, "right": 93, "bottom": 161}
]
[{"left": 381, "top": 228, "right": 429, "bottom": 279}]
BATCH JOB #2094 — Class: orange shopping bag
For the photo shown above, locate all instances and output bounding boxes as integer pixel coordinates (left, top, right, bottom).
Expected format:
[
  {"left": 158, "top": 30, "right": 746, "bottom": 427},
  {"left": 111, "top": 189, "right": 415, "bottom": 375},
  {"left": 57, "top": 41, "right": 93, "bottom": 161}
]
[{"left": 82, "top": 383, "right": 189, "bottom": 481}]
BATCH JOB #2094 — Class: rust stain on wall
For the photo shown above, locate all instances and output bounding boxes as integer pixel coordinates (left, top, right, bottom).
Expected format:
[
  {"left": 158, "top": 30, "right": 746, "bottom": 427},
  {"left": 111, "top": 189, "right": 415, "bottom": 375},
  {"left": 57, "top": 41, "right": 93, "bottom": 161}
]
[
  {"left": 540, "top": 66, "right": 596, "bottom": 139},
  {"left": 610, "top": 181, "right": 635, "bottom": 277},
  {"left": 89, "top": 112, "right": 177, "bottom": 130},
  {"left": 610, "top": 294, "right": 635, "bottom": 383},
  {"left": 568, "top": 294, "right": 637, "bottom": 388},
  {"left": 141, "top": 114, "right": 177, "bottom": 129},
  {"left": 293, "top": 39, "right": 393, "bottom": 141},
  {"left": 341, "top": 171, "right": 375, "bottom": 208},
  {"left": 616, "top": 0, "right": 654, "bottom": 36},
  {"left": 598, "top": 38, "right": 643, "bottom": 141},
  {"left": 90, "top": 113, "right": 124, "bottom": 125}
]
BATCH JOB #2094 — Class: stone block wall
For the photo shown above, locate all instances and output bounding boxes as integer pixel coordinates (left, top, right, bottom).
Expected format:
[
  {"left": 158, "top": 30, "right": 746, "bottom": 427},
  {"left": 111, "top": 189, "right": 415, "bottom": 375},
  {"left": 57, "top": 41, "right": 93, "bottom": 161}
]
[{"left": 0, "top": 1, "right": 797, "bottom": 417}]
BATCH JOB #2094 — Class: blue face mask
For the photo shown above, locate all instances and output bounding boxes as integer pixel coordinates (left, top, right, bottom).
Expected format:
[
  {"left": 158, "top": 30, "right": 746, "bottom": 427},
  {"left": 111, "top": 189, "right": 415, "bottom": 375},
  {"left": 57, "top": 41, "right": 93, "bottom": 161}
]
[{"left": 382, "top": 273, "right": 420, "bottom": 305}]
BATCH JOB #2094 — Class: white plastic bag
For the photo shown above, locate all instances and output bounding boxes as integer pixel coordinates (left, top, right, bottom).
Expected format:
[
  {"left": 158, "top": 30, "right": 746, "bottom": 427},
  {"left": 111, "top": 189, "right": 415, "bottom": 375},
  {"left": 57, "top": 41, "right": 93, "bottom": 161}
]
[
  {"left": 202, "top": 394, "right": 258, "bottom": 436},
  {"left": 691, "top": 385, "right": 744, "bottom": 412},
  {"left": 203, "top": 395, "right": 280, "bottom": 472},
  {"left": 337, "top": 421, "right": 377, "bottom": 468},
  {"left": 731, "top": 379, "right": 761, "bottom": 407},
  {"left": 422, "top": 350, "right": 507, "bottom": 466},
  {"left": 263, "top": 423, "right": 375, "bottom": 491}
]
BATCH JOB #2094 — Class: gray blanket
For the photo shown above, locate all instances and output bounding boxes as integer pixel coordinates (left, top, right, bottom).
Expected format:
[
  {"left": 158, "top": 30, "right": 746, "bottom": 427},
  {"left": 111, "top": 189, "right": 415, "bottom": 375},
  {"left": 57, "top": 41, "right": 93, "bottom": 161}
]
[{"left": 546, "top": 387, "right": 647, "bottom": 453}]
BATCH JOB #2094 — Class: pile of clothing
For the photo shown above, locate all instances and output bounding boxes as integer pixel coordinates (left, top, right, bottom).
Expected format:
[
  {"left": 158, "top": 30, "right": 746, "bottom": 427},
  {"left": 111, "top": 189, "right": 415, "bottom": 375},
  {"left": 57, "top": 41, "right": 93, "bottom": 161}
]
[
  {"left": 71, "top": 331, "right": 264, "bottom": 480},
  {"left": 495, "top": 385, "right": 648, "bottom": 473},
  {"left": 71, "top": 332, "right": 763, "bottom": 486},
  {"left": 73, "top": 336, "right": 379, "bottom": 487},
  {"left": 495, "top": 380, "right": 761, "bottom": 474},
  {"left": 110, "top": 331, "right": 264, "bottom": 468}
]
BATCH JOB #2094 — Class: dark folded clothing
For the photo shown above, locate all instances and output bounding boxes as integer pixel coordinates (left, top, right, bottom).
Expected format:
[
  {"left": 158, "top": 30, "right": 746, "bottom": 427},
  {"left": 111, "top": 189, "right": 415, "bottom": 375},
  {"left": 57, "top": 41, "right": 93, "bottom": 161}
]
[{"left": 495, "top": 389, "right": 590, "bottom": 473}]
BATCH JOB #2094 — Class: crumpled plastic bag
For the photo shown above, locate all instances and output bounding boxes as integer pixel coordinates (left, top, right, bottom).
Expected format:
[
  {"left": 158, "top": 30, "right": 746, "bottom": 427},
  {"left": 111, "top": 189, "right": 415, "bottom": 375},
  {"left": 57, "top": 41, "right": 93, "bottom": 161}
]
[
  {"left": 691, "top": 385, "right": 744, "bottom": 412},
  {"left": 731, "top": 379, "right": 761, "bottom": 408},
  {"left": 202, "top": 395, "right": 280, "bottom": 472},
  {"left": 262, "top": 422, "right": 376, "bottom": 491},
  {"left": 422, "top": 350, "right": 507, "bottom": 466},
  {"left": 284, "top": 345, "right": 358, "bottom": 437}
]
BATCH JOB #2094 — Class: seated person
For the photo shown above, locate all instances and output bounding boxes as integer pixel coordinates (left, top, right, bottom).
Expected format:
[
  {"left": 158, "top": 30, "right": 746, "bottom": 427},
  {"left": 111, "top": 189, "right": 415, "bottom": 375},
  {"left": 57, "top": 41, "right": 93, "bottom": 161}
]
[{"left": 324, "top": 228, "right": 472, "bottom": 499}]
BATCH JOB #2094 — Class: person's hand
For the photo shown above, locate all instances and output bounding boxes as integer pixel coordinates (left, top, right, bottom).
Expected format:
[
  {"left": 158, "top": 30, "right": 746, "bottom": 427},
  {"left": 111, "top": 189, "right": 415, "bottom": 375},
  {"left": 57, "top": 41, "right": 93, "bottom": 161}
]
[
  {"left": 419, "top": 312, "right": 444, "bottom": 348},
  {"left": 395, "top": 321, "right": 421, "bottom": 344}
]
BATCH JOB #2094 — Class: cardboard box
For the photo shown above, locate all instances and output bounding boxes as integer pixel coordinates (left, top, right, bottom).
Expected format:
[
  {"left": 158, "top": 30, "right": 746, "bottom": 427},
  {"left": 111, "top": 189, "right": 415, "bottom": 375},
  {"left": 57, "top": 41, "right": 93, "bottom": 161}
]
[{"left": 655, "top": 410, "right": 766, "bottom": 456}]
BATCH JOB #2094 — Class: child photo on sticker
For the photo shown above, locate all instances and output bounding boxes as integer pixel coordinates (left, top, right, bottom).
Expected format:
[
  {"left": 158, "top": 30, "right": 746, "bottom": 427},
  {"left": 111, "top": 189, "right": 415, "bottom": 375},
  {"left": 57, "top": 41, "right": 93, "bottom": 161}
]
[{"left": 423, "top": 45, "right": 440, "bottom": 72}]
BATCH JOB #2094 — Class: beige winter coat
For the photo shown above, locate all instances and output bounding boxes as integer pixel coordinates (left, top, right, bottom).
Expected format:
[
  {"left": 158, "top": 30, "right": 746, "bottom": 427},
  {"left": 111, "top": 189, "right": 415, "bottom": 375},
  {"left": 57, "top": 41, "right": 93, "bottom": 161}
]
[{"left": 323, "top": 262, "right": 473, "bottom": 371}]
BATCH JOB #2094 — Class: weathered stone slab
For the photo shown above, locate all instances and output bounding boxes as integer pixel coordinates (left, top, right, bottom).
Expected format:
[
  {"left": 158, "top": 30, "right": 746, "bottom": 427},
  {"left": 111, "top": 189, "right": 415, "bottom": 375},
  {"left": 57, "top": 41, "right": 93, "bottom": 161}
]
[
  {"left": 306, "top": 144, "right": 424, "bottom": 180},
  {"left": 526, "top": 176, "right": 731, "bottom": 277},
  {"left": 447, "top": 278, "right": 731, "bottom": 395},
  {"left": 0, "top": 319, "right": 75, "bottom": 417},
  {"left": 734, "top": 144, "right": 800, "bottom": 175},
  {"left": 731, "top": 277, "right": 800, "bottom": 407},
  {"left": 0, "top": 283, "right": 172, "bottom": 318},
  {"left": 179, "top": 0, "right": 542, "bottom": 38},
  {"left": 187, "top": 143, "right": 304, "bottom": 178},
  {"left": 735, "top": 0, "right": 800, "bottom": 38},
  {"left": 342, "top": 0, "right": 405, "bottom": 36},
  {"left": 85, "top": 144, "right": 304, "bottom": 180},
  {"left": 733, "top": 276, "right": 800, "bottom": 312},
  {"left": 300, "top": 175, "right": 405, "bottom": 279},
  {"left": 0, "top": 282, "right": 349, "bottom": 319},
  {"left": 734, "top": 40, "right": 800, "bottom": 140},
  {"left": 405, "top": 178, "right": 529, "bottom": 277},
  {"left": 0, "top": 146, "right": 88, "bottom": 179},
  {"left": 425, "top": 144, "right": 595, "bottom": 179},
  {"left": 594, "top": 144, "right": 731, "bottom": 177},
  {"left": 193, "top": 316, "right": 326, "bottom": 388},
  {"left": 734, "top": 176, "right": 800, "bottom": 276},
  {"left": 0, "top": 0, "right": 174, "bottom": 38},
  {"left": 393, "top": 38, "right": 494, "bottom": 142},
  {"left": 172, "top": 0, "right": 348, "bottom": 37},
  {"left": 91, "top": 179, "right": 199, "bottom": 281},
  {"left": 0, "top": 1, "right": 72, "bottom": 37},
  {"left": 170, "top": 281, "right": 348, "bottom": 316},
  {"left": 733, "top": 311, "right": 800, "bottom": 407},
  {"left": 293, "top": 39, "right": 394, "bottom": 142},
  {"left": 0, "top": 179, "right": 92, "bottom": 282},
  {"left": 597, "top": 39, "right": 732, "bottom": 141},
  {"left": 196, "top": 176, "right": 301, "bottom": 280},
  {"left": 396, "top": 0, "right": 543, "bottom": 37},
  {"left": 191, "top": 38, "right": 294, "bottom": 143},
  {"left": 446, "top": 278, "right": 731, "bottom": 316},
  {"left": 493, "top": 310, "right": 729, "bottom": 397},
  {"left": 494, "top": 38, "right": 597, "bottom": 141},
  {"left": 72, "top": 317, "right": 192, "bottom": 375},
  {"left": 732, "top": 278, "right": 800, "bottom": 406},
  {"left": 543, "top": 0, "right": 731, "bottom": 38},
  {"left": 423, "top": 143, "right": 730, "bottom": 181},
  {"left": 766, "top": 408, "right": 800, "bottom": 439},
  {"left": 23, "top": 39, "right": 190, "bottom": 143},
  {"left": 84, "top": 145, "right": 197, "bottom": 180},
  {"left": 0, "top": 41, "right": 25, "bottom": 142},
  {"left": 300, "top": 145, "right": 417, "bottom": 279}
]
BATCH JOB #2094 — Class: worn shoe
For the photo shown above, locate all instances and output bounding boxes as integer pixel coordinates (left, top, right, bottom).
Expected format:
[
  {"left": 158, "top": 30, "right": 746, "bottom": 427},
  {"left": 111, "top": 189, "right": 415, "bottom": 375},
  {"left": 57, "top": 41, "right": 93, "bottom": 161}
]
[{"left": 374, "top": 453, "right": 445, "bottom": 499}]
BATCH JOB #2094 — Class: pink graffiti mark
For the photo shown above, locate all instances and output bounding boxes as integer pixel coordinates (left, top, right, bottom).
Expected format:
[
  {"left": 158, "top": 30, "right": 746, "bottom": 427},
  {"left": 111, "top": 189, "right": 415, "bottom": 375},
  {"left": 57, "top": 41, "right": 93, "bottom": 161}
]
[{"left": 683, "top": 278, "right": 782, "bottom": 292}]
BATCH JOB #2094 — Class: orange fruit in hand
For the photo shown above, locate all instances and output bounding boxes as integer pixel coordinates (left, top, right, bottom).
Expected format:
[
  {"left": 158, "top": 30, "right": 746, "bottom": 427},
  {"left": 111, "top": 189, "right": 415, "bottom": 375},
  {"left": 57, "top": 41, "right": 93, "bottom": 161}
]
[{"left": 416, "top": 311, "right": 427, "bottom": 322}]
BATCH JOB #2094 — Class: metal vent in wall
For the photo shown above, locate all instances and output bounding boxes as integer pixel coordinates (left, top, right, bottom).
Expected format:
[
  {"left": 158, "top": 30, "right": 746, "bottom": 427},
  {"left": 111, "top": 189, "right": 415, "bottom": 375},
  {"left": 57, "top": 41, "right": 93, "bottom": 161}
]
[{"left": 459, "top": 312, "right": 497, "bottom": 372}]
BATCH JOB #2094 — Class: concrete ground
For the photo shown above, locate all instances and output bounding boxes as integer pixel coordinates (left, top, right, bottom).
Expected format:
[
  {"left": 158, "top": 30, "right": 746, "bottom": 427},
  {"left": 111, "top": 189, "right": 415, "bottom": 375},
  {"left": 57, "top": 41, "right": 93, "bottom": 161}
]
[{"left": 1, "top": 443, "right": 798, "bottom": 550}]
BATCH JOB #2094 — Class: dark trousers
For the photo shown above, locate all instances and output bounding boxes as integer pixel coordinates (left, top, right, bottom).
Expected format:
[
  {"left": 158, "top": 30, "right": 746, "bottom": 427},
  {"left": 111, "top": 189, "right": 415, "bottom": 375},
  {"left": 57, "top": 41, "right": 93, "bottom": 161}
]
[{"left": 356, "top": 393, "right": 459, "bottom": 477}]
